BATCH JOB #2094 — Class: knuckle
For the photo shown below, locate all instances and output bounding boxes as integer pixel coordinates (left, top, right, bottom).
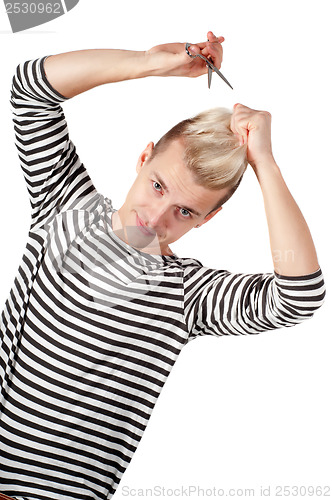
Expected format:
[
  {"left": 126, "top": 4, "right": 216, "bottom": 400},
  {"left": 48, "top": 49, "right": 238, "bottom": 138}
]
[
  {"left": 260, "top": 110, "right": 271, "bottom": 118},
  {"left": 257, "top": 110, "right": 271, "bottom": 121}
]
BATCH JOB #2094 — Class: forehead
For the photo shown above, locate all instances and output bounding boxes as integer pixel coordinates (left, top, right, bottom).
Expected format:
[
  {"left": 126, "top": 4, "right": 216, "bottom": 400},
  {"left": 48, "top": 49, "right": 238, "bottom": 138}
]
[{"left": 146, "top": 139, "right": 227, "bottom": 213}]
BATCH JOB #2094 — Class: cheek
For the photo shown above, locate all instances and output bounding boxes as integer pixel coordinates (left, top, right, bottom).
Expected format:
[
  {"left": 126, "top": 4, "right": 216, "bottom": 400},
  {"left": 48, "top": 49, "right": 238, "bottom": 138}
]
[
  {"left": 166, "top": 221, "right": 195, "bottom": 245},
  {"left": 172, "top": 219, "right": 194, "bottom": 235},
  {"left": 128, "top": 178, "right": 150, "bottom": 205},
  {"left": 137, "top": 183, "right": 151, "bottom": 205}
]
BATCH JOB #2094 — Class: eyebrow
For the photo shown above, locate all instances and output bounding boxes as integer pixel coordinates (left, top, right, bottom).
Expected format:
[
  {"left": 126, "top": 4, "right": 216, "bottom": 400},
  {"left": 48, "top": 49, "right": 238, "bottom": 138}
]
[{"left": 151, "top": 171, "right": 202, "bottom": 217}]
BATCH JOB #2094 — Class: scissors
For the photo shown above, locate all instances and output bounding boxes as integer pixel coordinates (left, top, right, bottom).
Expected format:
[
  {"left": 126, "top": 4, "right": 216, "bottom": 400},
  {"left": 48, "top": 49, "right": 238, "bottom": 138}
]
[{"left": 185, "top": 42, "right": 233, "bottom": 90}]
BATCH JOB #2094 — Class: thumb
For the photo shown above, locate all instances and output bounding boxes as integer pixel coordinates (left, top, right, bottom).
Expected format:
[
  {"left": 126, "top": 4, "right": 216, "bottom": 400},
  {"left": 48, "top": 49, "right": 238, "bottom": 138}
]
[{"left": 186, "top": 43, "right": 200, "bottom": 56}]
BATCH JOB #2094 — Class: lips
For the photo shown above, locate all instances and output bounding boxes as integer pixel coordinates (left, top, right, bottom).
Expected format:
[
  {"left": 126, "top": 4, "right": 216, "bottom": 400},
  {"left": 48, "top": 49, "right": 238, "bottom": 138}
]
[{"left": 136, "top": 214, "right": 154, "bottom": 236}]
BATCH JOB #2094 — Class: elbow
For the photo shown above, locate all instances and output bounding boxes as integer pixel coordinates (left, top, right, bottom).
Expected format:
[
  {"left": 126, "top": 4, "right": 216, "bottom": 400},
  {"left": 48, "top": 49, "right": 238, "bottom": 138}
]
[
  {"left": 273, "top": 267, "right": 326, "bottom": 324},
  {"left": 309, "top": 279, "right": 326, "bottom": 315},
  {"left": 290, "top": 279, "right": 326, "bottom": 321},
  {"left": 10, "top": 62, "right": 25, "bottom": 108}
]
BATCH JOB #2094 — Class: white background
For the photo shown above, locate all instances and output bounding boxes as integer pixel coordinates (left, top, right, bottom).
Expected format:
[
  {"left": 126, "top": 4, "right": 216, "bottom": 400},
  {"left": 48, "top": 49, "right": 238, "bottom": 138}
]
[{"left": 0, "top": 0, "right": 331, "bottom": 497}]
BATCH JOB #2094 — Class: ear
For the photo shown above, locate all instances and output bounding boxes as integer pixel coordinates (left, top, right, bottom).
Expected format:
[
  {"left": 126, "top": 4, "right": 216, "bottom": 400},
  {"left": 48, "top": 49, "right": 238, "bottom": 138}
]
[
  {"left": 136, "top": 142, "right": 154, "bottom": 174},
  {"left": 198, "top": 206, "right": 223, "bottom": 227}
]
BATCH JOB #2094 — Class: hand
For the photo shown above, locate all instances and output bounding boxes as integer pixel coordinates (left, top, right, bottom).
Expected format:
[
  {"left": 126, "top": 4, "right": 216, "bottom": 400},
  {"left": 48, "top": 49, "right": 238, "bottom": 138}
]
[
  {"left": 231, "top": 103, "right": 275, "bottom": 170},
  {"left": 146, "top": 31, "right": 224, "bottom": 78}
]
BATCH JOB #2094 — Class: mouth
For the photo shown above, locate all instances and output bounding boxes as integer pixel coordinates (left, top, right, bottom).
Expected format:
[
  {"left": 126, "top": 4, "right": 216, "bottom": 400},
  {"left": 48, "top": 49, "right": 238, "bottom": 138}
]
[{"left": 136, "top": 214, "right": 155, "bottom": 236}]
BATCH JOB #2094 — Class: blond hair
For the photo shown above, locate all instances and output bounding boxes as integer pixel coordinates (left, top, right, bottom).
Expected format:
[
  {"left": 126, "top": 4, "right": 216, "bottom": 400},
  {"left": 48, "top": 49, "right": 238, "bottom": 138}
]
[{"left": 149, "top": 108, "right": 248, "bottom": 211}]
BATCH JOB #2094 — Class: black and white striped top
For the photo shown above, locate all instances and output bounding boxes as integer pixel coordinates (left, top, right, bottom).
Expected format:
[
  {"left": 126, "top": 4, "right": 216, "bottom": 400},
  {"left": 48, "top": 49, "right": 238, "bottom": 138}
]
[{"left": 0, "top": 56, "right": 326, "bottom": 500}]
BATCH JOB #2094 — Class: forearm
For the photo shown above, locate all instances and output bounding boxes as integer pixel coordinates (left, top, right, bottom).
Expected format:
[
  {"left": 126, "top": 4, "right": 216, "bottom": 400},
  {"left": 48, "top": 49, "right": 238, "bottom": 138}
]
[
  {"left": 253, "top": 159, "right": 320, "bottom": 276},
  {"left": 44, "top": 49, "right": 156, "bottom": 99}
]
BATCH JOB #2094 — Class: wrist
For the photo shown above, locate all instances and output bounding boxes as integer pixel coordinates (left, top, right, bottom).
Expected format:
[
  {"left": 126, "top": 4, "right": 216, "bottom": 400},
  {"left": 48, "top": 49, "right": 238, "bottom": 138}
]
[
  {"left": 251, "top": 155, "right": 280, "bottom": 182},
  {"left": 143, "top": 49, "right": 186, "bottom": 77},
  {"left": 123, "top": 50, "right": 154, "bottom": 79},
  {"left": 127, "top": 51, "right": 167, "bottom": 79},
  {"left": 141, "top": 50, "right": 168, "bottom": 78}
]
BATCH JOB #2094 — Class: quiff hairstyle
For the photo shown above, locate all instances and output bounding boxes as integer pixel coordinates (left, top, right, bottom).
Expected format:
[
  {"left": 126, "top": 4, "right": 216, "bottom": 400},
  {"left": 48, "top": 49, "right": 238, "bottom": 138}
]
[{"left": 148, "top": 108, "right": 248, "bottom": 214}]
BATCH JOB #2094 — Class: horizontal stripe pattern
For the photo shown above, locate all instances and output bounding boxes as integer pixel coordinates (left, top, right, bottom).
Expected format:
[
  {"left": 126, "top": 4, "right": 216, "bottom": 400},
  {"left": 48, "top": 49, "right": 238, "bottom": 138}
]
[
  {"left": 183, "top": 267, "right": 326, "bottom": 339},
  {"left": 0, "top": 56, "right": 326, "bottom": 500}
]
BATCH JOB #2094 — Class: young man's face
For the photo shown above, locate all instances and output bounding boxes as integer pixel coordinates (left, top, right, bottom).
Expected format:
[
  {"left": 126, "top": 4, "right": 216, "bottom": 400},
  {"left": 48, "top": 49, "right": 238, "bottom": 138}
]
[{"left": 113, "top": 139, "right": 229, "bottom": 255}]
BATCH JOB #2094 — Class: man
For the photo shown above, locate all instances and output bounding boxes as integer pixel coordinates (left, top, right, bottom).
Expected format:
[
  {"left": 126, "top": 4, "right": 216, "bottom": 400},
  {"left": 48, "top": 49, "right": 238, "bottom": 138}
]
[{"left": 0, "top": 31, "right": 325, "bottom": 500}]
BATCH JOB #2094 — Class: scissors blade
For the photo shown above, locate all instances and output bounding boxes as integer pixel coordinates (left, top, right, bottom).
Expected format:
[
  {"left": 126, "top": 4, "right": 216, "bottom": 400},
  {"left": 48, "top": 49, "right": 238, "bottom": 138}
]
[
  {"left": 209, "top": 63, "right": 233, "bottom": 90},
  {"left": 208, "top": 65, "right": 212, "bottom": 89},
  {"left": 187, "top": 49, "right": 234, "bottom": 90}
]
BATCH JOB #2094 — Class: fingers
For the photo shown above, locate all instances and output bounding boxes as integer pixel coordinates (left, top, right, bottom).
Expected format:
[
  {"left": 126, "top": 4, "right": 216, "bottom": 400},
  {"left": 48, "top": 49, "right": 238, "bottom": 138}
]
[
  {"left": 185, "top": 43, "right": 200, "bottom": 56},
  {"left": 231, "top": 103, "right": 250, "bottom": 146},
  {"left": 205, "top": 42, "right": 223, "bottom": 68},
  {"left": 231, "top": 103, "right": 272, "bottom": 147},
  {"left": 185, "top": 31, "right": 224, "bottom": 76},
  {"left": 204, "top": 31, "right": 224, "bottom": 68},
  {"left": 207, "top": 31, "right": 224, "bottom": 43},
  {"left": 195, "top": 32, "right": 224, "bottom": 48}
]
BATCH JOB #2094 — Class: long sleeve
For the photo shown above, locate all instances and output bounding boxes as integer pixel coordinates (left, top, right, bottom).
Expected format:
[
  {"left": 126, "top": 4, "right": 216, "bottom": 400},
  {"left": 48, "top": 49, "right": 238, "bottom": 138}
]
[
  {"left": 183, "top": 263, "right": 326, "bottom": 342},
  {"left": 10, "top": 56, "right": 98, "bottom": 231}
]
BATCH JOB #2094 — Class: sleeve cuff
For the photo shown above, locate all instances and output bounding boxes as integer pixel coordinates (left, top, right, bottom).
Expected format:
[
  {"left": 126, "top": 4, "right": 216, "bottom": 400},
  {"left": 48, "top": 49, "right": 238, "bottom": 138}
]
[
  {"left": 274, "top": 266, "right": 323, "bottom": 281},
  {"left": 39, "top": 55, "right": 70, "bottom": 101},
  {"left": 273, "top": 266, "right": 326, "bottom": 311}
]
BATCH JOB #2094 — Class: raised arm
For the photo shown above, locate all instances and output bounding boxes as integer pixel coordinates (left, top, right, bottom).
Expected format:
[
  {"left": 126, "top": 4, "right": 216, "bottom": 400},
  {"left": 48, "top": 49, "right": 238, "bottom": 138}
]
[
  {"left": 231, "top": 104, "right": 321, "bottom": 277},
  {"left": 43, "top": 31, "right": 225, "bottom": 98},
  {"left": 11, "top": 32, "right": 224, "bottom": 230},
  {"left": 184, "top": 102, "right": 325, "bottom": 341},
  {"left": 10, "top": 56, "right": 98, "bottom": 230}
]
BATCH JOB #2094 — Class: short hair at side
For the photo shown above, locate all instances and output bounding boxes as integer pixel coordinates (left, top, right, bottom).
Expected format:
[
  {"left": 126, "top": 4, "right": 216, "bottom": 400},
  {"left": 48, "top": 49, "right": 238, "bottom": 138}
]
[{"left": 148, "top": 107, "right": 248, "bottom": 212}]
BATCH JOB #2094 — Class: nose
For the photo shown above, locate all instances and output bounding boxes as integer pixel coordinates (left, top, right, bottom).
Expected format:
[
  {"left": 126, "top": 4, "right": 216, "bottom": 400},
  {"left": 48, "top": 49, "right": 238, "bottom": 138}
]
[{"left": 148, "top": 203, "right": 169, "bottom": 230}]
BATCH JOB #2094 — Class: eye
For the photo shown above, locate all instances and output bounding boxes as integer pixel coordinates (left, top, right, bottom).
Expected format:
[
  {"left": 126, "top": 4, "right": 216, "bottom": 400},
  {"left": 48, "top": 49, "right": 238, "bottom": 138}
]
[
  {"left": 179, "top": 208, "right": 191, "bottom": 218},
  {"left": 152, "top": 181, "right": 162, "bottom": 192}
]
